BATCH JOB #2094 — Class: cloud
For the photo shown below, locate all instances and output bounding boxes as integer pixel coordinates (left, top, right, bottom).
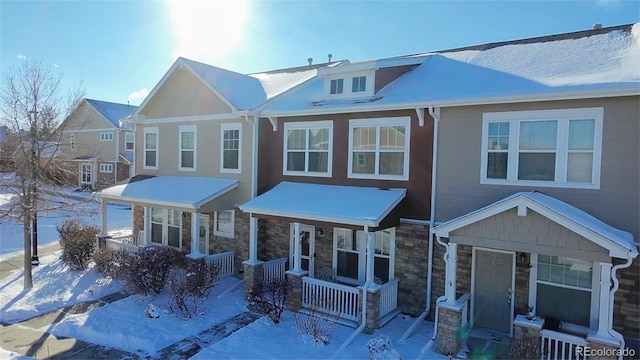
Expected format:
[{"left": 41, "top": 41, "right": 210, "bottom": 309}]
[
  {"left": 595, "top": 0, "right": 622, "bottom": 8},
  {"left": 17, "top": 54, "right": 26, "bottom": 60},
  {"left": 52, "top": 64, "right": 59, "bottom": 68},
  {"left": 128, "top": 88, "right": 150, "bottom": 104}
]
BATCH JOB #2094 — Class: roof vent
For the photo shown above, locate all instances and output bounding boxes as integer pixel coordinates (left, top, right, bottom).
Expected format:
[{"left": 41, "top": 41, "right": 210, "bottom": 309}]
[
  {"left": 593, "top": 23, "right": 602, "bottom": 30},
  {"left": 328, "top": 53, "right": 333, "bottom": 63},
  {"left": 307, "top": 57, "right": 313, "bottom": 65}
]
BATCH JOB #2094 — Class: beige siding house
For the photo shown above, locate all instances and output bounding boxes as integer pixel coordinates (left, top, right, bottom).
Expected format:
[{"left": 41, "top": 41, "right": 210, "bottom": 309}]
[
  {"left": 57, "top": 99, "right": 136, "bottom": 188},
  {"left": 98, "top": 57, "right": 323, "bottom": 274}
]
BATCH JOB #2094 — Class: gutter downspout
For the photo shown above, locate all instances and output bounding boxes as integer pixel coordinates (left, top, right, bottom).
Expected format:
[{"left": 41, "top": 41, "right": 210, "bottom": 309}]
[
  {"left": 244, "top": 114, "right": 258, "bottom": 198},
  {"left": 114, "top": 128, "right": 120, "bottom": 185},
  {"left": 421, "top": 234, "right": 450, "bottom": 355},
  {"left": 334, "top": 226, "right": 373, "bottom": 356},
  {"left": 608, "top": 257, "right": 633, "bottom": 360},
  {"left": 400, "top": 106, "right": 440, "bottom": 343}
]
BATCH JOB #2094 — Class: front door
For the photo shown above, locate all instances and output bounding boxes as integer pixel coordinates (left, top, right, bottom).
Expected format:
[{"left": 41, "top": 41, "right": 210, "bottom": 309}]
[
  {"left": 80, "top": 163, "right": 92, "bottom": 186},
  {"left": 473, "top": 249, "right": 514, "bottom": 334},
  {"left": 290, "top": 224, "right": 315, "bottom": 277},
  {"left": 199, "top": 214, "right": 210, "bottom": 255}
]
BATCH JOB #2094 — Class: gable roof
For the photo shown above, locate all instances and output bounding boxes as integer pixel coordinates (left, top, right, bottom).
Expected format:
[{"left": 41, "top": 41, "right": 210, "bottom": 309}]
[
  {"left": 134, "top": 57, "right": 334, "bottom": 117},
  {"left": 84, "top": 99, "right": 137, "bottom": 128},
  {"left": 261, "top": 23, "right": 639, "bottom": 117},
  {"left": 434, "top": 192, "right": 638, "bottom": 260}
]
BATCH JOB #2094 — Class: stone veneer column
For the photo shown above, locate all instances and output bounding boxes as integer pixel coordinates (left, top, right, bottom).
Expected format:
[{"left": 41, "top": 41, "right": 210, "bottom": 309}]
[
  {"left": 243, "top": 260, "right": 264, "bottom": 299},
  {"left": 286, "top": 270, "right": 307, "bottom": 312},
  {"left": 587, "top": 338, "right": 621, "bottom": 360},
  {"left": 513, "top": 315, "right": 543, "bottom": 358},
  {"left": 436, "top": 303, "right": 464, "bottom": 356},
  {"left": 360, "top": 286, "right": 381, "bottom": 334}
]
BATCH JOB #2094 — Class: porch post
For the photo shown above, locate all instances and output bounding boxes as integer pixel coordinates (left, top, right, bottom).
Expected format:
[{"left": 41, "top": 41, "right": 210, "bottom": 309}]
[
  {"left": 100, "top": 200, "right": 107, "bottom": 236},
  {"left": 249, "top": 214, "right": 258, "bottom": 262},
  {"left": 365, "top": 230, "right": 375, "bottom": 285},
  {"left": 596, "top": 262, "right": 613, "bottom": 337},
  {"left": 293, "top": 222, "right": 302, "bottom": 271},
  {"left": 189, "top": 212, "right": 201, "bottom": 258},
  {"left": 446, "top": 243, "right": 458, "bottom": 304},
  {"left": 142, "top": 206, "right": 151, "bottom": 246}
]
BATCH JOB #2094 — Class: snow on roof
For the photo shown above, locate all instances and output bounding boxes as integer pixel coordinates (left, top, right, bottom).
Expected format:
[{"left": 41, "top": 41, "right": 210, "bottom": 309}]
[
  {"left": 261, "top": 23, "right": 640, "bottom": 115},
  {"left": 98, "top": 176, "right": 238, "bottom": 210},
  {"left": 435, "top": 191, "right": 638, "bottom": 259},
  {"left": 182, "top": 57, "right": 326, "bottom": 111},
  {"left": 119, "top": 153, "right": 133, "bottom": 164},
  {"left": 84, "top": 99, "right": 137, "bottom": 128},
  {"left": 240, "top": 182, "right": 406, "bottom": 227}
]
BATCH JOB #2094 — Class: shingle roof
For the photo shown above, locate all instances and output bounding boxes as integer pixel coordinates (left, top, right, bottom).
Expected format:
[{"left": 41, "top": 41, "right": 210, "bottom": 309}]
[{"left": 84, "top": 99, "right": 137, "bottom": 127}]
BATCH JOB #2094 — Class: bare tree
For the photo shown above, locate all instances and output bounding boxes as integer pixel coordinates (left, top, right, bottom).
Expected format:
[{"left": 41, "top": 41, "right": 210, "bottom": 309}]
[{"left": 0, "top": 59, "right": 83, "bottom": 289}]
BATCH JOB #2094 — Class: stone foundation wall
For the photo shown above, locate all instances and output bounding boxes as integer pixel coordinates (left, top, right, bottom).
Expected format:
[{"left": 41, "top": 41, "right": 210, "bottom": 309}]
[
  {"left": 613, "top": 258, "right": 640, "bottom": 340},
  {"left": 456, "top": 245, "right": 472, "bottom": 296},
  {"left": 514, "top": 257, "right": 531, "bottom": 316},
  {"left": 395, "top": 222, "right": 429, "bottom": 316},
  {"left": 436, "top": 305, "right": 463, "bottom": 356}
]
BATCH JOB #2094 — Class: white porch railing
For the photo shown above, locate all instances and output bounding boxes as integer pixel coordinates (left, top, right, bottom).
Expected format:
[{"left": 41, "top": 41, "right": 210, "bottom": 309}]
[
  {"left": 263, "top": 257, "right": 287, "bottom": 283},
  {"left": 205, "top": 251, "right": 234, "bottom": 278},
  {"left": 104, "top": 237, "right": 139, "bottom": 253},
  {"left": 302, "top": 277, "right": 360, "bottom": 322},
  {"left": 457, "top": 293, "right": 471, "bottom": 327},
  {"left": 378, "top": 279, "right": 399, "bottom": 320},
  {"left": 540, "top": 329, "right": 588, "bottom": 360},
  {"left": 111, "top": 233, "right": 138, "bottom": 245}
]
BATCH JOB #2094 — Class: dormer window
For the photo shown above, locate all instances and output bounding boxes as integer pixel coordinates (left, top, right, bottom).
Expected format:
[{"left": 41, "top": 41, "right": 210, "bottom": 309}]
[
  {"left": 352, "top": 76, "right": 366, "bottom": 93},
  {"left": 330, "top": 79, "right": 344, "bottom": 95}
]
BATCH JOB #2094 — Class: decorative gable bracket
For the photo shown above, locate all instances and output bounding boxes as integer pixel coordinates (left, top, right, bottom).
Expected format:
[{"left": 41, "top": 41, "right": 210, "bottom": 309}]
[{"left": 268, "top": 117, "right": 278, "bottom": 131}]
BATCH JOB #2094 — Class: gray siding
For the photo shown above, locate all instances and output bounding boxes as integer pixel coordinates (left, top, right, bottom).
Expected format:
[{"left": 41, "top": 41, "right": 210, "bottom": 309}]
[{"left": 436, "top": 96, "right": 640, "bottom": 240}]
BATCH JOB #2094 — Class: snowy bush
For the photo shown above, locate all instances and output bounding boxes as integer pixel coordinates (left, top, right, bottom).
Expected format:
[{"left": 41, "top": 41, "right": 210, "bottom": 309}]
[
  {"left": 119, "top": 246, "right": 185, "bottom": 296},
  {"left": 293, "top": 293, "right": 339, "bottom": 346},
  {"left": 93, "top": 248, "right": 128, "bottom": 279},
  {"left": 57, "top": 218, "right": 100, "bottom": 270},
  {"left": 167, "top": 261, "right": 219, "bottom": 319},
  {"left": 247, "top": 278, "right": 288, "bottom": 324},
  {"left": 367, "top": 335, "right": 403, "bottom": 360}
]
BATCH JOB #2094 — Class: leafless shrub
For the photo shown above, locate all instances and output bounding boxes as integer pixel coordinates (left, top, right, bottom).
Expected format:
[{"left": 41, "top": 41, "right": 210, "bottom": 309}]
[
  {"left": 247, "top": 278, "right": 289, "bottom": 324},
  {"left": 293, "top": 294, "right": 339, "bottom": 346},
  {"left": 167, "top": 261, "right": 220, "bottom": 319},
  {"left": 508, "top": 335, "right": 541, "bottom": 360}
]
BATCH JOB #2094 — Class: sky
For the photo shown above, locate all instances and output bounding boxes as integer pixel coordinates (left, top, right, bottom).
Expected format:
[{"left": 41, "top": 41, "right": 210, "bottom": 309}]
[{"left": 1, "top": 0, "right": 639, "bottom": 107}]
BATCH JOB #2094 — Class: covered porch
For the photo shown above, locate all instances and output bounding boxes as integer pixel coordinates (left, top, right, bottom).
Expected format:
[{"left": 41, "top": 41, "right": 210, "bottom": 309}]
[
  {"left": 433, "top": 192, "right": 638, "bottom": 358},
  {"left": 240, "top": 181, "right": 406, "bottom": 331},
  {"left": 96, "top": 176, "right": 239, "bottom": 265}
]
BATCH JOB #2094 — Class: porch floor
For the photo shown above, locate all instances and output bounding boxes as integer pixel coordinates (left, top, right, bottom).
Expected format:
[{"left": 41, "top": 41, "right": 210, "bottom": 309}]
[{"left": 460, "top": 328, "right": 512, "bottom": 359}]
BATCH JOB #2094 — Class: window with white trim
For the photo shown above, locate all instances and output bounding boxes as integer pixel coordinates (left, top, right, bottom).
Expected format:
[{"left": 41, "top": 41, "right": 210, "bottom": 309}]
[
  {"left": 150, "top": 207, "right": 182, "bottom": 249},
  {"left": 214, "top": 210, "right": 234, "bottom": 238},
  {"left": 144, "top": 127, "right": 158, "bottom": 169},
  {"left": 283, "top": 121, "right": 332, "bottom": 177},
  {"left": 348, "top": 117, "right": 410, "bottom": 180},
  {"left": 333, "top": 227, "right": 395, "bottom": 285},
  {"left": 124, "top": 132, "right": 134, "bottom": 151},
  {"left": 179, "top": 125, "right": 196, "bottom": 171},
  {"left": 221, "top": 123, "right": 241, "bottom": 173},
  {"left": 481, "top": 108, "right": 603, "bottom": 188},
  {"left": 99, "top": 163, "right": 113, "bottom": 173},
  {"left": 330, "top": 78, "right": 343, "bottom": 95},
  {"left": 100, "top": 132, "right": 113, "bottom": 141},
  {"left": 536, "top": 255, "right": 592, "bottom": 327},
  {"left": 352, "top": 76, "right": 366, "bottom": 93}
]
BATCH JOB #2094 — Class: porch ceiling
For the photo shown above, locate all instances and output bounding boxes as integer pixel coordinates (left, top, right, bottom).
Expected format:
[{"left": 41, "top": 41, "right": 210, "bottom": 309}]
[
  {"left": 97, "top": 175, "right": 238, "bottom": 211},
  {"left": 239, "top": 181, "right": 406, "bottom": 228},
  {"left": 434, "top": 191, "right": 638, "bottom": 260}
]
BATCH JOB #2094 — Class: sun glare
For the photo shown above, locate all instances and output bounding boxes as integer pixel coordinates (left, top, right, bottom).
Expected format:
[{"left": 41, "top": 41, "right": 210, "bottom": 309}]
[{"left": 167, "top": 0, "right": 248, "bottom": 62}]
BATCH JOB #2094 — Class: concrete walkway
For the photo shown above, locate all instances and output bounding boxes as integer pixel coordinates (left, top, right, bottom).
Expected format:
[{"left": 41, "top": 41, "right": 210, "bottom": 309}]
[{"left": 0, "top": 242, "right": 62, "bottom": 281}]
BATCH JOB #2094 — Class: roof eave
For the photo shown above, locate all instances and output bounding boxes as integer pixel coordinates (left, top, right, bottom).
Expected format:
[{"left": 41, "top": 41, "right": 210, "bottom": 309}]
[{"left": 238, "top": 206, "right": 378, "bottom": 228}]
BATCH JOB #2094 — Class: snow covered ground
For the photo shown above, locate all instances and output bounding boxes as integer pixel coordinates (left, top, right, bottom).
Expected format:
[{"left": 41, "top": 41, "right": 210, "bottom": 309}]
[{"left": 1, "top": 251, "right": 443, "bottom": 359}]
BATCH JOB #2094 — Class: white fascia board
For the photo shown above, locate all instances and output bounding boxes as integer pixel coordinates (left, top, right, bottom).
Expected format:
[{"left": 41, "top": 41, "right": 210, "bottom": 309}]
[
  {"left": 318, "top": 60, "right": 378, "bottom": 76},
  {"left": 238, "top": 206, "right": 379, "bottom": 227},
  {"left": 63, "top": 128, "right": 117, "bottom": 133},
  {"left": 373, "top": 190, "right": 407, "bottom": 225},
  {"left": 434, "top": 200, "right": 517, "bottom": 238},
  {"left": 99, "top": 193, "right": 197, "bottom": 211},
  {"left": 260, "top": 86, "right": 640, "bottom": 118},
  {"left": 193, "top": 181, "right": 239, "bottom": 208},
  {"left": 134, "top": 113, "right": 242, "bottom": 125}
]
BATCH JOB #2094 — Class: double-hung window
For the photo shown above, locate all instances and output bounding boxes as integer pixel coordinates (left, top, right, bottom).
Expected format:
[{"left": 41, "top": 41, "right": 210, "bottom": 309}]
[
  {"left": 150, "top": 207, "right": 182, "bottom": 249},
  {"left": 481, "top": 108, "right": 603, "bottom": 188},
  {"left": 214, "top": 210, "right": 234, "bottom": 238},
  {"left": 333, "top": 227, "right": 395, "bottom": 285},
  {"left": 179, "top": 125, "right": 196, "bottom": 171},
  {"left": 220, "top": 123, "right": 241, "bottom": 173},
  {"left": 143, "top": 127, "right": 158, "bottom": 169},
  {"left": 535, "top": 255, "right": 593, "bottom": 327},
  {"left": 124, "top": 132, "right": 134, "bottom": 151},
  {"left": 283, "top": 121, "right": 332, "bottom": 177},
  {"left": 348, "top": 117, "right": 410, "bottom": 180}
]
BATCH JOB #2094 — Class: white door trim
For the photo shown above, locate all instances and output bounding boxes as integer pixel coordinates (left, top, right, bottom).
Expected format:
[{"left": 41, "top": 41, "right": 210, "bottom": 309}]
[
  {"left": 289, "top": 224, "right": 315, "bottom": 277},
  {"left": 470, "top": 246, "right": 516, "bottom": 336}
]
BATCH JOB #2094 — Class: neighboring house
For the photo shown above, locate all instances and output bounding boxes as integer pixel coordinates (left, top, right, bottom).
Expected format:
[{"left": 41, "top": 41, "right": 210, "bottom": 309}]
[
  {"left": 97, "top": 57, "right": 334, "bottom": 276},
  {"left": 240, "top": 55, "right": 435, "bottom": 332},
  {"left": 57, "top": 98, "right": 137, "bottom": 189}
]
